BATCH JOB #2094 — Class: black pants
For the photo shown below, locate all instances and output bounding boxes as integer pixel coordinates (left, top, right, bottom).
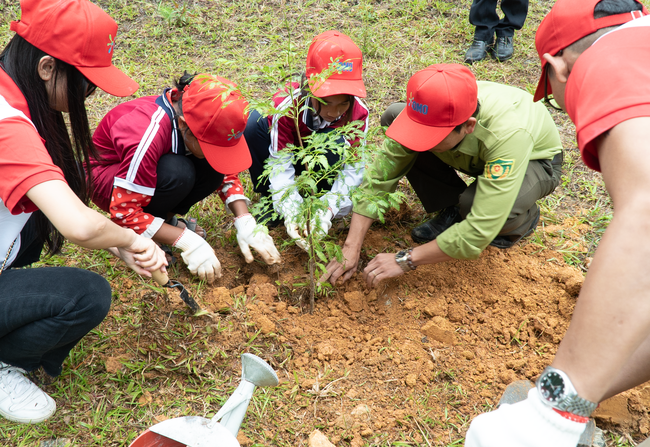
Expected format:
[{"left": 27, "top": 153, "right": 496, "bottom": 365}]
[
  {"left": 244, "top": 110, "right": 342, "bottom": 199},
  {"left": 382, "top": 103, "right": 562, "bottom": 239},
  {"left": 0, "top": 215, "right": 111, "bottom": 376},
  {"left": 143, "top": 153, "right": 225, "bottom": 219},
  {"left": 469, "top": 0, "right": 529, "bottom": 41}
]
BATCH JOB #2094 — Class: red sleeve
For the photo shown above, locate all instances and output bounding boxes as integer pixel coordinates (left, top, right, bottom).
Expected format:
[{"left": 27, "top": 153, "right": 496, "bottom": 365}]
[
  {"left": 272, "top": 113, "right": 299, "bottom": 153},
  {"left": 217, "top": 173, "right": 247, "bottom": 203},
  {"left": 109, "top": 186, "right": 156, "bottom": 234},
  {"left": 107, "top": 102, "right": 172, "bottom": 193},
  {"left": 0, "top": 117, "right": 65, "bottom": 214},
  {"left": 566, "top": 27, "right": 650, "bottom": 172}
]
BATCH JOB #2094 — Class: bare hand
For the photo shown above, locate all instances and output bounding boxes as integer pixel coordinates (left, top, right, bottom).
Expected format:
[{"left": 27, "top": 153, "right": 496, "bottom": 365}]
[
  {"left": 362, "top": 253, "right": 404, "bottom": 288},
  {"left": 321, "top": 245, "right": 361, "bottom": 285},
  {"left": 118, "top": 235, "right": 167, "bottom": 277}
]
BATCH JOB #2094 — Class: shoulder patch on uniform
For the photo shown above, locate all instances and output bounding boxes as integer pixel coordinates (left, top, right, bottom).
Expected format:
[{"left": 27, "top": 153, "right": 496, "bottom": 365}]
[{"left": 484, "top": 158, "right": 514, "bottom": 180}]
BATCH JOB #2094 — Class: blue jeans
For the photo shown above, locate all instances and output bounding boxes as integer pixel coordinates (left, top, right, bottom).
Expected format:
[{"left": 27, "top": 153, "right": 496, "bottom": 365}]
[{"left": 0, "top": 218, "right": 111, "bottom": 376}]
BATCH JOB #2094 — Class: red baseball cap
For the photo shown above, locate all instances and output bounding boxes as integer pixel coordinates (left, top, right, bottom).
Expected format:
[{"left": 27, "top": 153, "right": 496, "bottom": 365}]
[
  {"left": 386, "top": 64, "right": 478, "bottom": 152},
  {"left": 533, "top": 0, "right": 647, "bottom": 101},
  {"left": 182, "top": 74, "right": 252, "bottom": 175},
  {"left": 10, "top": 0, "right": 138, "bottom": 97},
  {"left": 306, "top": 30, "right": 366, "bottom": 98}
]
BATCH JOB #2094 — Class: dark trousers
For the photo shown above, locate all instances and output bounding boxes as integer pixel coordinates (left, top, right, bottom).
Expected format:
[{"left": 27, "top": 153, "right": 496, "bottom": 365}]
[
  {"left": 0, "top": 216, "right": 111, "bottom": 376},
  {"left": 244, "top": 110, "right": 342, "bottom": 198},
  {"left": 382, "top": 103, "right": 561, "bottom": 239},
  {"left": 469, "top": 0, "right": 529, "bottom": 41},
  {"left": 142, "top": 153, "right": 224, "bottom": 219}
]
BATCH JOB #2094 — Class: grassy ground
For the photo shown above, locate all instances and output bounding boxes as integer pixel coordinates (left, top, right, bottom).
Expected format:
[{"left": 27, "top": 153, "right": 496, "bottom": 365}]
[{"left": 0, "top": 0, "right": 640, "bottom": 445}]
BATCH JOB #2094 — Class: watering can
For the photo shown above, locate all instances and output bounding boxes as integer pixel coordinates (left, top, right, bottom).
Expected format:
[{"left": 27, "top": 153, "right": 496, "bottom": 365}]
[{"left": 129, "top": 353, "right": 279, "bottom": 447}]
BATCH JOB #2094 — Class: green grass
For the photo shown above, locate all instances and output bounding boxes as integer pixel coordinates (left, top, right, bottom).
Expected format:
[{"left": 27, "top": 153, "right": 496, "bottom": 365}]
[{"left": 1, "top": 0, "right": 645, "bottom": 445}]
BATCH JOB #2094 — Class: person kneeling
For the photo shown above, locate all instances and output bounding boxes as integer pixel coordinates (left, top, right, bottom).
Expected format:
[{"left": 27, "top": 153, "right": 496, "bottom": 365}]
[{"left": 324, "top": 64, "right": 562, "bottom": 287}]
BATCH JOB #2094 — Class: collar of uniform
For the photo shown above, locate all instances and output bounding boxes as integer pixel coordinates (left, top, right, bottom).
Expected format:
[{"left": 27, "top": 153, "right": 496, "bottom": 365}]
[
  {"left": 156, "top": 88, "right": 185, "bottom": 155},
  {"left": 448, "top": 116, "right": 498, "bottom": 157}
]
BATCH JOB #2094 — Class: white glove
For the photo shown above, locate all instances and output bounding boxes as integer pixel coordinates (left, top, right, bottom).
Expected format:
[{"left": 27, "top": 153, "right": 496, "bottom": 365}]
[
  {"left": 465, "top": 388, "right": 588, "bottom": 447},
  {"left": 285, "top": 217, "right": 308, "bottom": 251},
  {"left": 234, "top": 214, "right": 281, "bottom": 265},
  {"left": 308, "top": 208, "right": 333, "bottom": 236},
  {"left": 173, "top": 229, "right": 221, "bottom": 283}
]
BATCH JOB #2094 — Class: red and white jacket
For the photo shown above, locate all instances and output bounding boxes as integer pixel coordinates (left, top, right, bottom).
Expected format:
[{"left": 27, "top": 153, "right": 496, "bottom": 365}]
[
  {"left": 89, "top": 89, "right": 249, "bottom": 237},
  {"left": 266, "top": 83, "right": 369, "bottom": 218},
  {"left": 0, "top": 68, "right": 66, "bottom": 269}
]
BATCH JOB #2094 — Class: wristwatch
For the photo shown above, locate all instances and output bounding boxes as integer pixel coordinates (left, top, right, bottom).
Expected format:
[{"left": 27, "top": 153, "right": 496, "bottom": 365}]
[
  {"left": 536, "top": 366, "right": 598, "bottom": 417},
  {"left": 395, "top": 249, "right": 416, "bottom": 273}
]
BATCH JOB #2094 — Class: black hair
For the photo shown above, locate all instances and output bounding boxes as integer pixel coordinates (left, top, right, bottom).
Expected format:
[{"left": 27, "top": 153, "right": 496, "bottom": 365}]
[
  {"left": 453, "top": 101, "right": 481, "bottom": 133},
  {"left": 0, "top": 35, "right": 97, "bottom": 255},
  {"left": 594, "top": 0, "right": 643, "bottom": 18},
  {"left": 172, "top": 71, "right": 196, "bottom": 115},
  {"left": 567, "top": 0, "right": 645, "bottom": 53}
]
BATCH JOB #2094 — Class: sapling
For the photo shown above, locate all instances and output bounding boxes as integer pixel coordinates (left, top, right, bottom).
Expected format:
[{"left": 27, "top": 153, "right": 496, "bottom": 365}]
[{"left": 248, "top": 65, "right": 404, "bottom": 313}]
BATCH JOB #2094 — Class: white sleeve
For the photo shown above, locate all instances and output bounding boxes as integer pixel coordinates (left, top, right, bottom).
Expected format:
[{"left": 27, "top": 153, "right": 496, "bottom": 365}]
[
  {"left": 322, "top": 159, "right": 365, "bottom": 218},
  {"left": 322, "top": 118, "right": 368, "bottom": 218},
  {"left": 268, "top": 150, "right": 303, "bottom": 219}
]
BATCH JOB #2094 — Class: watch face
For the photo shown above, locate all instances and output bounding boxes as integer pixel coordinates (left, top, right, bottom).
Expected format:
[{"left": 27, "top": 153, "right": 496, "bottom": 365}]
[{"left": 539, "top": 371, "right": 565, "bottom": 402}]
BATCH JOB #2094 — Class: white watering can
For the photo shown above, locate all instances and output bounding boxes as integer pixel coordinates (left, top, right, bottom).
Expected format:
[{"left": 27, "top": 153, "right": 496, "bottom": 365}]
[{"left": 129, "top": 353, "right": 279, "bottom": 447}]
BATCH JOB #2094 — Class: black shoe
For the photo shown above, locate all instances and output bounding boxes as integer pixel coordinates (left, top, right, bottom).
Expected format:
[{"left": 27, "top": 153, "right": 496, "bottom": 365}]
[
  {"left": 411, "top": 206, "right": 462, "bottom": 244},
  {"left": 464, "top": 39, "right": 493, "bottom": 63},
  {"left": 491, "top": 36, "right": 514, "bottom": 62},
  {"left": 489, "top": 205, "right": 540, "bottom": 249}
]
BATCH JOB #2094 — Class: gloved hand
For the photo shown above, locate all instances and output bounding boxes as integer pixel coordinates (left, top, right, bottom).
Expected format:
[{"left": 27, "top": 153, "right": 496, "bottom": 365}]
[
  {"left": 285, "top": 217, "right": 309, "bottom": 251},
  {"left": 307, "top": 208, "right": 333, "bottom": 237},
  {"left": 173, "top": 228, "right": 221, "bottom": 283},
  {"left": 234, "top": 214, "right": 281, "bottom": 265},
  {"left": 465, "top": 388, "right": 588, "bottom": 447}
]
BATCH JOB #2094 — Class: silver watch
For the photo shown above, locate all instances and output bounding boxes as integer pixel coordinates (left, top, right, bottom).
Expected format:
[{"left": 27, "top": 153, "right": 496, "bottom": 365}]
[
  {"left": 536, "top": 367, "right": 598, "bottom": 417},
  {"left": 395, "top": 249, "right": 416, "bottom": 273}
]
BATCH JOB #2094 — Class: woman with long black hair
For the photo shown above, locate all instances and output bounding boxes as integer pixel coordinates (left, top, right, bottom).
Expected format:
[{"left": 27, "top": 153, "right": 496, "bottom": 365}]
[{"left": 0, "top": 0, "right": 165, "bottom": 423}]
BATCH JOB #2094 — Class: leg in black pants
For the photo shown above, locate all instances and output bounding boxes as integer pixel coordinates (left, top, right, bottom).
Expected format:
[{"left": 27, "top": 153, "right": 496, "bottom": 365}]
[
  {"left": 466, "top": 0, "right": 528, "bottom": 62},
  {"left": 143, "top": 153, "right": 225, "bottom": 219},
  {"left": 0, "top": 266, "right": 111, "bottom": 376},
  {"left": 469, "top": 0, "right": 528, "bottom": 40}
]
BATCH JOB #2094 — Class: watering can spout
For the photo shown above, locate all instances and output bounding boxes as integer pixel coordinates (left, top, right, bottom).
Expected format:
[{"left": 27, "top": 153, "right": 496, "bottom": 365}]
[
  {"left": 212, "top": 353, "right": 279, "bottom": 437},
  {"left": 135, "top": 353, "right": 279, "bottom": 447}
]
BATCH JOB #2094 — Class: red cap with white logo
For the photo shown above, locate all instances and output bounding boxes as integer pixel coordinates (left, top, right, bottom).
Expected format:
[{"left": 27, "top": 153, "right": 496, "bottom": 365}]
[
  {"left": 386, "top": 64, "right": 478, "bottom": 152},
  {"left": 182, "top": 74, "right": 252, "bottom": 175},
  {"left": 306, "top": 30, "right": 366, "bottom": 98},
  {"left": 10, "top": 0, "right": 139, "bottom": 97}
]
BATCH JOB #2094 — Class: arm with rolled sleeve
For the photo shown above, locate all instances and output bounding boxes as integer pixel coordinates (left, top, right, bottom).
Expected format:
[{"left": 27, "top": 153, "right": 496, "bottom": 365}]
[
  {"left": 217, "top": 173, "right": 251, "bottom": 213},
  {"left": 353, "top": 138, "right": 418, "bottom": 220},
  {"left": 436, "top": 129, "right": 535, "bottom": 259}
]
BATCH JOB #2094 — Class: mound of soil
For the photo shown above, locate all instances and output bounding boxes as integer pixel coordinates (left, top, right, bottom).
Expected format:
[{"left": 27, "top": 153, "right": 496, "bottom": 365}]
[{"left": 122, "top": 215, "right": 649, "bottom": 446}]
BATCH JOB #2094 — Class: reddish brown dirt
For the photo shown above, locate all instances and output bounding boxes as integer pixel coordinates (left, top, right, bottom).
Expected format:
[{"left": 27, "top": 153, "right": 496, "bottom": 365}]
[{"left": 106, "top": 212, "right": 650, "bottom": 445}]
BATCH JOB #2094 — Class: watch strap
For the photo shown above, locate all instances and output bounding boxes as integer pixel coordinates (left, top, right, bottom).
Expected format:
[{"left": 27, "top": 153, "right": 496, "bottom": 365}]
[
  {"left": 537, "top": 367, "right": 598, "bottom": 418},
  {"left": 395, "top": 249, "right": 416, "bottom": 273}
]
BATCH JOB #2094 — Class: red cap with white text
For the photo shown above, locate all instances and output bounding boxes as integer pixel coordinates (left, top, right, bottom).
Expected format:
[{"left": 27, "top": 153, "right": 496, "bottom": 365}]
[
  {"left": 386, "top": 64, "right": 477, "bottom": 152},
  {"left": 306, "top": 30, "right": 366, "bottom": 98}
]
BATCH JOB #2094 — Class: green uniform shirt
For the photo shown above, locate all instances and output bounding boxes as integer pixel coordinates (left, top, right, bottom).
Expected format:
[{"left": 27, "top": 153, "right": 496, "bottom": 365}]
[{"left": 354, "top": 81, "right": 562, "bottom": 260}]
